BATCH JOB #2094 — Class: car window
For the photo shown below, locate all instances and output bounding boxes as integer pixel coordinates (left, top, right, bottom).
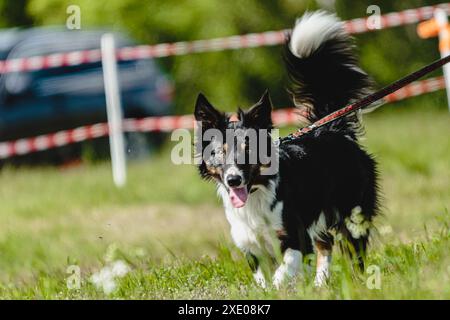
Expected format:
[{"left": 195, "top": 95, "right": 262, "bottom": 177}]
[{"left": 7, "top": 29, "right": 133, "bottom": 58}]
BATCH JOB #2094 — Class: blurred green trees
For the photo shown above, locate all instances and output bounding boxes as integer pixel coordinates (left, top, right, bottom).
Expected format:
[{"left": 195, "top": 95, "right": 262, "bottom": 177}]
[
  {"left": 0, "top": 0, "right": 33, "bottom": 27},
  {"left": 1, "top": 0, "right": 447, "bottom": 113},
  {"left": 24, "top": 0, "right": 319, "bottom": 112},
  {"left": 336, "top": 0, "right": 445, "bottom": 83}
]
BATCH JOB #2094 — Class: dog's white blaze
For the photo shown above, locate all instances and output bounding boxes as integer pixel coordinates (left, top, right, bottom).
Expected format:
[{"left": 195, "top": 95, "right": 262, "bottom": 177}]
[
  {"left": 290, "top": 11, "right": 344, "bottom": 58},
  {"left": 218, "top": 177, "right": 282, "bottom": 256},
  {"left": 314, "top": 254, "right": 331, "bottom": 287},
  {"left": 273, "top": 248, "right": 303, "bottom": 289},
  {"left": 224, "top": 166, "right": 243, "bottom": 186},
  {"left": 307, "top": 212, "right": 328, "bottom": 242}
]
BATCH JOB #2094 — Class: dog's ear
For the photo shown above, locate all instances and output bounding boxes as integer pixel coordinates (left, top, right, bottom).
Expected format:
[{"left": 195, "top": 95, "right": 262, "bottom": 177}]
[
  {"left": 195, "top": 93, "right": 223, "bottom": 129},
  {"left": 244, "top": 89, "right": 273, "bottom": 129}
]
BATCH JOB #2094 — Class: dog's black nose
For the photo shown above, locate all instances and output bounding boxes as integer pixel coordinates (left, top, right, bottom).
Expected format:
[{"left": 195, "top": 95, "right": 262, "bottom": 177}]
[{"left": 227, "top": 175, "right": 242, "bottom": 187}]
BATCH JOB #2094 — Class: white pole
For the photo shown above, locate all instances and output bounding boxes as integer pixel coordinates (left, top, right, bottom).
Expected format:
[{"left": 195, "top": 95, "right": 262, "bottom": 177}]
[
  {"left": 434, "top": 8, "right": 450, "bottom": 111},
  {"left": 101, "top": 33, "right": 127, "bottom": 187}
]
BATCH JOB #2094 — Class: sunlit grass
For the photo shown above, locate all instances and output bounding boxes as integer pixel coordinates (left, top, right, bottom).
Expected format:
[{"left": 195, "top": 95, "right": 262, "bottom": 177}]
[{"left": 0, "top": 106, "right": 448, "bottom": 299}]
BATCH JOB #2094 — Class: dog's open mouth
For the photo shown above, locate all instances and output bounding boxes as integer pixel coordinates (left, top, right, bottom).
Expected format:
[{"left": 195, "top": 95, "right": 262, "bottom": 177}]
[{"left": 229, "top": 186, "right": 248, "bottom": 208}]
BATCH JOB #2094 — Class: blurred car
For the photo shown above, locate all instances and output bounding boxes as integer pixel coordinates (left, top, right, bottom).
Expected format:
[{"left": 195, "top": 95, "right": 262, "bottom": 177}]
[{"left": 0, "top": 27, "right": 174, "bottom": 165}]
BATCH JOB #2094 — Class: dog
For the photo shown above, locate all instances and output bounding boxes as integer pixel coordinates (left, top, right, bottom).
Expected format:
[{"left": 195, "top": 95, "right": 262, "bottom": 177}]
[{"left": 194, "top": 11, "right": 379, "bottom": 288}]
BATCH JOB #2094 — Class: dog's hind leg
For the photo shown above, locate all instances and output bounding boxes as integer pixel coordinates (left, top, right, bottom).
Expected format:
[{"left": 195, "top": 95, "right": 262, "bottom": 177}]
[
  {"left": 313, "top": 236, "right": 333, "bottom": 287},
  {"left": 341, "top": 206, "right": 371, "bottom": 271},
  {"left": 340, "top": 156, "right": 378, "bottom": 271},
  {"left": 340, "top": 230, "right": 369, "bottom": 272},
  {"left": 306, "top": 211, "right": 334, "bottom": 286}
]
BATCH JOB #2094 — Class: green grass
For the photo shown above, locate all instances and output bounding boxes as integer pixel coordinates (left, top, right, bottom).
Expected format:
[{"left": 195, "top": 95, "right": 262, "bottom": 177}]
[{"left": 0, "top": 107, "right": 449, "bottom": 299}]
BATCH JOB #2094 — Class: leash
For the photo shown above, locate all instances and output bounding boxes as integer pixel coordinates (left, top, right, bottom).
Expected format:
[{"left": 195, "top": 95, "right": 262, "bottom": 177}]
[{"left": 280, "top": 54, "right": 450, "bottom": 143}]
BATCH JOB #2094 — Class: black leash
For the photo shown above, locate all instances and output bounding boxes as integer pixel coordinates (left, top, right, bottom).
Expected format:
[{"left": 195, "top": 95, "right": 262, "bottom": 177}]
[{"left": 280, "top": 54, "right": 450, "bottom": 143}]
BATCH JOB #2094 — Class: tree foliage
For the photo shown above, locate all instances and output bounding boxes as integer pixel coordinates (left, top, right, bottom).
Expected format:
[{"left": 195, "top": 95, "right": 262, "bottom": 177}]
[
  {"left": 0, "top": 0, "right": 33, "bottom": 28},
  {"left": 1, "top": 0, "right": 445, "bottom": 113}
]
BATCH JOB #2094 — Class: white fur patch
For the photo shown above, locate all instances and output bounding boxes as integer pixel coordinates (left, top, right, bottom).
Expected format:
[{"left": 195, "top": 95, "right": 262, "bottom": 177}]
[
  {"left": 307, "top": 212, "right": 328, "bottom": 242},
  {"left": 290, "top": 11, "right": 344, "bottom": 58},
  {"left": 345, "top": 206, "right": 371, "bottom": 239},
  {"left": 253, "top": 267, "right": 266, "bottom": 289},
  {"left": 218, "top": 177, "right": 283, "bottom": 256},
  {"left": 223, "top": 166, "right": 244, "bottom": 188},
  {"left": 314, "top": 254, "right": 331, "bottom": 287},
  {"left": 272, "top": 249, "right": 303, "bottom": 289}
]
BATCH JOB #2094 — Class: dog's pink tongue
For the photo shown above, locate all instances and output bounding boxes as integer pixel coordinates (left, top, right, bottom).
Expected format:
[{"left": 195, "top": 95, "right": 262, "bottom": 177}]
[{"left": 229, "top": 187, "right": 248, "bottom": 208}]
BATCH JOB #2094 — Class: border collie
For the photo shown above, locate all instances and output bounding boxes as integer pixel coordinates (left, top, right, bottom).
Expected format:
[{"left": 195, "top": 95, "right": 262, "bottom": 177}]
[{"left": 194, "top": 11, "right": 379, "bottom": 288}]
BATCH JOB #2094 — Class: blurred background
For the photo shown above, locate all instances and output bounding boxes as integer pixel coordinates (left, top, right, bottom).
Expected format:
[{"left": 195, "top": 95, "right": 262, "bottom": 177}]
[
  {"left": 0, "top": 0, "right": 449, "bottom": 298},
  {"left": 0, "top": 0, "right": 448, "bottom": 165}
]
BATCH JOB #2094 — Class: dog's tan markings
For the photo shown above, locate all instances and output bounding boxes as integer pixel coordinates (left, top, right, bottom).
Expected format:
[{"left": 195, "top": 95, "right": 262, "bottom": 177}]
[
  {"left": 276, "top": 229, "right": 288, "bottom": 239},
  {"left": 314, "top": 240, "right": 332, "bottom": 280},
  {"left": 206, "top": 165, "right": 222, "bottom": 178},
  {"left": 259, "top": 163, "right": 272, "bottom": 174},
  {"left": 207, "top": 167, "right": 217, "bottom": 175},
  {"left": 223, "top": 143, "right": 228, "bottom": 153}
]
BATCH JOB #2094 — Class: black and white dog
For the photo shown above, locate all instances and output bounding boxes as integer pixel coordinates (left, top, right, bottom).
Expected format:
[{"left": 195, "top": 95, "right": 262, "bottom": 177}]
[{"left": 194, "top": 12, "right": 379, "bottom": 288}]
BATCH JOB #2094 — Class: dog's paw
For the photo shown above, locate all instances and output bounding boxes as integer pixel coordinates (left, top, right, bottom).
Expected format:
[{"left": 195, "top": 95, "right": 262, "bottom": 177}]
[
  {"left": 313, "top": 273, "right": 328, "bottom": 288},
  {"left": 272, "top": 264, "right": 296, "bottom": 289},
  {"left": 314, "top": 257, "right": 331, "bottom": 288},
  {"left": 253, "top": 268, "right": 267, "bottom": 289}
]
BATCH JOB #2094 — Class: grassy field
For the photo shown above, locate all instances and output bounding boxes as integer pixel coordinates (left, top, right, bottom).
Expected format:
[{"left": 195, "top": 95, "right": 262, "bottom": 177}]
[{"left": 0, "top": 106, "right": 449, "bottom": 299}]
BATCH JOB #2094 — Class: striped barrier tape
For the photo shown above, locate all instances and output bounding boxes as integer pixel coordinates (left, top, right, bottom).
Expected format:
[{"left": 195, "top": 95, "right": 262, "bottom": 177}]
[
  {"left": 0, "top": 3, "right": 449, "bottom": 74},
  {"left": 383, "top": 75, "right": 445, "bottom": 102},
  {"left": 0, "top": 76, "right": 445, "bottom": 160}
]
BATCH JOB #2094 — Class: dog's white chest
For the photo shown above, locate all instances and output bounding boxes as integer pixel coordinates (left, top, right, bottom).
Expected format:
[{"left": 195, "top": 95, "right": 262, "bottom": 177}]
[{"left": 218, "top": 182, "right": 283, "bottom": 256}]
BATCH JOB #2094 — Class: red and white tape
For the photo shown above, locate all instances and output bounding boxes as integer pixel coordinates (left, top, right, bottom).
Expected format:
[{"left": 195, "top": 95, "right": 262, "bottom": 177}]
[
  {"left": 0, "top": 76, "right": 445, "bottom": 160},
  {"left": 0, "top": 110, "right": 297, "bottom": 159},
  {"left": 1, "top": 4, "right": 449, "bottom": 74},
  {"left": 384, "top": 75, "right": 445, "bottom": 102},
  {"left": 344, "top": 4, "right": 449, "bottom": 34}
]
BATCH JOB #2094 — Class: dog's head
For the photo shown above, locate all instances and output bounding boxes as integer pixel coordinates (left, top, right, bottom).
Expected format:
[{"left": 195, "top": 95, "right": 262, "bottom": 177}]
[{"left": 194, "top": 90, "right": 277, "bottom": 208}]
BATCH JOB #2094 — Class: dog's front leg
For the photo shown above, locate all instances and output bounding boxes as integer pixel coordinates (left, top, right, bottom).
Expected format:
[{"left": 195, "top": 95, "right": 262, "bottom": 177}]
[
  {"left": 246, "top": 253, "right": 266, "bottom": 288},
  {"left": 272, "top": 248, "right": 302, "bottom": 289}
]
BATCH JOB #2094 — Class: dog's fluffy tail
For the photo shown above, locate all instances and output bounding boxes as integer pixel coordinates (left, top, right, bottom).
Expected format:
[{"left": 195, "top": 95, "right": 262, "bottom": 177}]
[{"left": 284, "top": 11, "right": 373, "bottom": 135}]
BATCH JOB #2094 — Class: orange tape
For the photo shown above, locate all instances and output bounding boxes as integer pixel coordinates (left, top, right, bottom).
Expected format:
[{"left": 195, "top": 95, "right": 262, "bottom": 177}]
[
  {"left": 417, "top": 19, "right": 450, "bottom": 52},
  {"left": 418, "top": 19, "right": 440, "bottom": 38}
]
